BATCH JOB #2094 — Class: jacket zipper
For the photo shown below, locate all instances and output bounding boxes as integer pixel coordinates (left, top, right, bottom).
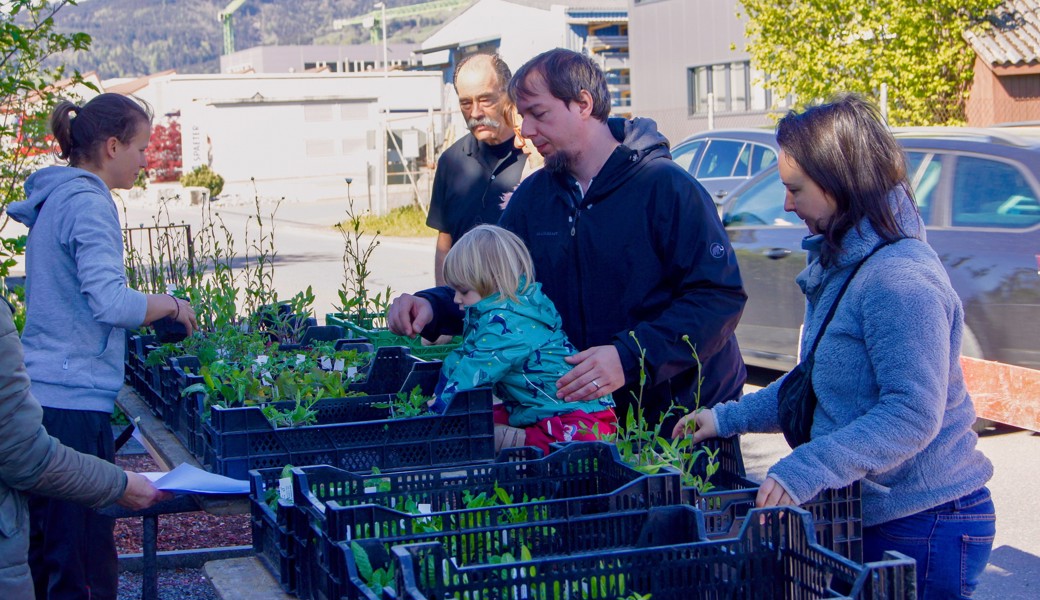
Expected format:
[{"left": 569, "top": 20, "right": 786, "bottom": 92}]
[{"left": 566, "top": 180, "right": 588, "bottom": 344}]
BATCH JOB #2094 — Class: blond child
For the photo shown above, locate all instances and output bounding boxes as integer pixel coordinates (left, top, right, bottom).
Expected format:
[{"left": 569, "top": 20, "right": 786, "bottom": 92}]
[{"left": 432, "top": 225, "right": 616, "bottom": 453}]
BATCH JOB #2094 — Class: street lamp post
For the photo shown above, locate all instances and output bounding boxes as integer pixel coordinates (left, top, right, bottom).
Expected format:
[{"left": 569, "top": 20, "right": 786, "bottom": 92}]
[
  {"left": 374, "top": 2, "right": 389, "bottom": 215},
  {"left": 374, "top": 2, "right": 388, "bottom": 77}
]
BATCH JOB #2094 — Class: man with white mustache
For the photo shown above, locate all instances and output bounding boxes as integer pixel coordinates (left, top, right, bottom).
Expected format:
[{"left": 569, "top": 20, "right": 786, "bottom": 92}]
[{"left": 427, "top": 53, "right": 533, "bottom": 286}]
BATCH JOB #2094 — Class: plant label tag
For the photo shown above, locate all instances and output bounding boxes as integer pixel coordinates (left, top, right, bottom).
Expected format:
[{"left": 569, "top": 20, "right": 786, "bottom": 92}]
[
  {"left": 278, "top": 477, "right": 293, "bottom": 503},
  {"left": 295, "top": 354, "right": 306, "bottom": 365},
  {"left": 256, "top": 355, "right": 269, "bottom": 365},
  {"left": 336, "top": 359, "right": 347, "bottom": 372},
  {"left": 347, "top": 365, "right": 357, "bottom": 378},
  {"left": 417, "top": 503, "right": 432, "bottom": 515},
  {"left": 320, "top": 357, "right": 332, "bottom": 370}
]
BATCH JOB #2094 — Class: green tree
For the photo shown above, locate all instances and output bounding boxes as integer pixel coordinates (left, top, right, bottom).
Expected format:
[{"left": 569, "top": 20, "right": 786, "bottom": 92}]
[
  {"left": 1, "top": 1, "right": 92, "bottom": 289},
  {"left": 741, "top": 0, "right": 1001, "bottom": 125}
]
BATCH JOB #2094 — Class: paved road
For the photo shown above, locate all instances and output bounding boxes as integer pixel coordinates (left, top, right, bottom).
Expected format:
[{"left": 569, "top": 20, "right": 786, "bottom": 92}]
[
  {"left": 120, "top": 195, "right": 437, "bottom": 320},
  {"left": 120, "top": 196, "right": 1038, "bottom": 599}
]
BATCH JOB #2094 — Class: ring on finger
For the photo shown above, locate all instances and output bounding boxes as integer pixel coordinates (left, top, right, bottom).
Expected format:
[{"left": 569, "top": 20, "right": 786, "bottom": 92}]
[{"left": 592, "top": 379, "right": 600, "bottom": 389}]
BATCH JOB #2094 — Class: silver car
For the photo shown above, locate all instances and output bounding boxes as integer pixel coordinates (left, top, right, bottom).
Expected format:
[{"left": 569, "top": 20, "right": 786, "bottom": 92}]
[{"left": 671, "top": 128, "right": 779, "bottom": 205}]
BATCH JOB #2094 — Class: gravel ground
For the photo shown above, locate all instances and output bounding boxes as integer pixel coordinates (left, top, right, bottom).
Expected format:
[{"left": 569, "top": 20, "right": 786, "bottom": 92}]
[
  {"left": 118, "top": 568, "right": 218, "bottom": 600},
  {"left": 114, "top": 452, "right": 248, "bottom": 599}
]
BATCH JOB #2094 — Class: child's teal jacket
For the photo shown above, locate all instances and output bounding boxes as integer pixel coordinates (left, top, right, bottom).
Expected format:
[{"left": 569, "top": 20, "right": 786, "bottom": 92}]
[{"left": 440, "top": 281, "right": 614, "bottom": 426}]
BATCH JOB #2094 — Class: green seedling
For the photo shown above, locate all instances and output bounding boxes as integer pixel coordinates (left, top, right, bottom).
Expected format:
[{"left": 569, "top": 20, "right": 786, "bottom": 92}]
[
  {"left": 374, "top": 385, "right": 433, "bottom": 419},
  {"left": 351, "top": 541, "right": 396, "bottom": 595}
]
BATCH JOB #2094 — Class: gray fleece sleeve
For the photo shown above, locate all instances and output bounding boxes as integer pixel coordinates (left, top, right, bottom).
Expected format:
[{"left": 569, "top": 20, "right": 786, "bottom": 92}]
[
  {"left": 712, "top": 373, "right": 787, "bottom": 438},
  {"left": 65, "top": 193, "right": 148, "bottom": 328}
]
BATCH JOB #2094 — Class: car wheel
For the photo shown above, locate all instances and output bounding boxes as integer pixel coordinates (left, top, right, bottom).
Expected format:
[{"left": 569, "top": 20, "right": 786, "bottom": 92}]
[{"left": 961, "top": 325, "right": 996, "bottom": 433}]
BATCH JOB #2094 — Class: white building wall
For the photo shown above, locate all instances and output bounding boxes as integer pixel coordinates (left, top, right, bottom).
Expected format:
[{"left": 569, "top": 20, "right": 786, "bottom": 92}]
[
  {"left": 422, "top": 0, "right": 567, "bottom": 79},
  {"left": 140, "top": 71, "right": 446, "bottom": 208}
]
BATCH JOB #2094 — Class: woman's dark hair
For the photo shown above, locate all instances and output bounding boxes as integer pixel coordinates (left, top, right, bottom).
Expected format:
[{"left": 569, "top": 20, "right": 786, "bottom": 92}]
[
  {"left": 50, "top": 93, "right": 152, "bottom": 167},
  {"left": 508, "top": 48, "right": 611, "bottom": 122},
  {"left": 776, "top": 94, "right": 912, "bottom": 264}
]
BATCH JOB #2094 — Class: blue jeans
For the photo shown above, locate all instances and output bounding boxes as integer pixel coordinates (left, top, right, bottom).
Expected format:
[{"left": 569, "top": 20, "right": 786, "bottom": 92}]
[{"left": 864, "top": 487, "right": 996, "bottom": 599}]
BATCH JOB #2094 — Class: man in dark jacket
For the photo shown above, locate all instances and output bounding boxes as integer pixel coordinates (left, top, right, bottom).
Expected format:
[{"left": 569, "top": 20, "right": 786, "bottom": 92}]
[
  {"left": 427, "top": 53, "right": 530, "bottom": 286},
  {"left": 390, "top": 49, "right": 747, "bottom": 431},
  {"left": 0, "top": 300, "right": 170, "bottom": 597}
]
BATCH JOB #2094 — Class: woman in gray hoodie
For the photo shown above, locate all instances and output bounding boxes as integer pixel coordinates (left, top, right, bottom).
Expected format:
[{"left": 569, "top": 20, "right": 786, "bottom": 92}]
[
  {"left": 673, "top": 95, "right": 995, "bottom": 599},
  {"left": 8, "top": 93, "right": 197, "bottom": 600}
]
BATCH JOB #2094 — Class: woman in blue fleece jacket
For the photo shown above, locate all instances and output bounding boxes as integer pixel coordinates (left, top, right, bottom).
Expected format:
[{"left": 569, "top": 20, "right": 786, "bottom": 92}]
[
  {"left": 673, "top": 95, "right": 994, "bottom": 599},
  {"left": 7, "top": 93, "right": 197, "bottom": 600}
]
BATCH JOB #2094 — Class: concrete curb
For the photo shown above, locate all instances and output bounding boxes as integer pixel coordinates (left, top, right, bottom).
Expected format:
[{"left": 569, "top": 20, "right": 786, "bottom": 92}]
[{"left": 118, "top": 545, "right": 254, "bottom": 572}]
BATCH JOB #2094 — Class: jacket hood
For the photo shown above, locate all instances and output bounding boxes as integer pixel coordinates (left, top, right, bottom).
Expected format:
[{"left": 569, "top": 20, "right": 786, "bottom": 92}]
[
  {"left": 8, "top": 166, "right": 107, "bottom": 227},
  {"left": 608, "top": 117, "right": 670, "bottom": 155},
  {"left": 578, "top": 117, "right": 670, "bottom": 199},
  {"left": 467, "top": 280, "right": 561, "bottom": 330}
]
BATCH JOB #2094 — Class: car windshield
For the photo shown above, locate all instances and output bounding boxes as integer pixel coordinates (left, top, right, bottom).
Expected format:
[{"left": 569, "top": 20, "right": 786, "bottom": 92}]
[{"left": 723, "top": 168, "right": 801, "bottom": 227}]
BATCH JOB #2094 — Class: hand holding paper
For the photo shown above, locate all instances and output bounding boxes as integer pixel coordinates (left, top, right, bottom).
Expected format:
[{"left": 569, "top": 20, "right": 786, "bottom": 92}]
[
  {"left": 140, "top": 463, "right": 250, "bottom": 495},
  {"left": 117, "top": 472, "right": 174, "bottom": 510}
]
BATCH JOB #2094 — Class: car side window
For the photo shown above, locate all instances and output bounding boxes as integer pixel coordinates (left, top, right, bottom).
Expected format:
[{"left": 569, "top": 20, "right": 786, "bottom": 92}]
[
  {"left": 671, "top": 140, "right": 705, "bottom": 173},
  {"left": 696, "top": 140, "right": 745, "bottom": 179},
  {"left": 906, "top": 151, "right": 940, "bottom": 225},
  {"left": 750, "top": 145, "right": 777, "bottom": 174},
  {"left": 723, "top": 169, "right": 800, "bottom": 227},
  {"left": 951, "top": 156, "right": 1040, "bottom": 228}
]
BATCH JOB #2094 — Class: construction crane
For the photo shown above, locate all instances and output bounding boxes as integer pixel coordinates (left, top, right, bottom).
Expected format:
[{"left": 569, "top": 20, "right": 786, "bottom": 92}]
[
  {"left": 333, "top": 0, "right": 470, "bottom": 44},
  {"left": 219, "top": 0, "right": 249, "bottom": 55}
]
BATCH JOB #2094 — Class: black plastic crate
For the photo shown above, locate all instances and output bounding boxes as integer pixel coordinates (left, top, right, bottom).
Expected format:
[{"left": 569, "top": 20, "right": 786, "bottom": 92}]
[
  {"left": 290, "top": 442, "right": 684, "bottom": 600},
  {"left": 167, "top": 345, "right": 417, "bottom": 464},
  {"left": 126, "top": 333, "right": 156, "bottom": 401},
  {"left": 344, "top": 346, "right": 426, "bottom": 396},
  {"left": 167, "top": 356, "right": 203, "bottom": 455},
  {"left": 392, "top": 506, "right": 916, "bottom": 600},
  {"left": 329, "top": 504, "right": 705, "bottom": 600},
  {"left": 677, "top": 437, "right": 862, "bottom": 561},
  {"left": 201, "top": 364, "right": 494, "bottom": 479},
  {"left": 249, "top": 467, "right": 298, "bottom": 593},
  {"left": 248, "top": 450, "right": 545, "bottom": 600}
]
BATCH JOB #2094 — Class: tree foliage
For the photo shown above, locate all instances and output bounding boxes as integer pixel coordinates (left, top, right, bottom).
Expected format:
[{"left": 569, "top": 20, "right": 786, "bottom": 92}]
[
  {"left": 146, "top": 117, "right": 182, "bottom": 182},
  {"left": 1, "top": 0, "right": 92, "bottom": 283},
  {"left": 740, "top": 0, "right": 1002, "bottom": 126}
]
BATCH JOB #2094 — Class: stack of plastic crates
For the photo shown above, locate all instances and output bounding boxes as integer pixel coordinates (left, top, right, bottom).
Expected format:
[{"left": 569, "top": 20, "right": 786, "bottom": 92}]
[
  {"left": 391, "top": 505, "right": 915, "bottom": 600},
  {"left": 288, "top": 442, "right": 683, "bottom": 600}
]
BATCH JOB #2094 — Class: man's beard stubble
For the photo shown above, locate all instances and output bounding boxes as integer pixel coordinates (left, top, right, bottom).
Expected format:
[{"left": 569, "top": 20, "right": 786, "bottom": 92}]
[{"left": 544, "top": 151, "right": 572, "bottom": 173}]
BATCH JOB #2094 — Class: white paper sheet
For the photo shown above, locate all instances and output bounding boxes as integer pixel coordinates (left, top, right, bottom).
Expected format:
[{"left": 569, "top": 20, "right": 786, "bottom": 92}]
[{"left": 140, "top": 463, "right": 249, "bottom": 495}]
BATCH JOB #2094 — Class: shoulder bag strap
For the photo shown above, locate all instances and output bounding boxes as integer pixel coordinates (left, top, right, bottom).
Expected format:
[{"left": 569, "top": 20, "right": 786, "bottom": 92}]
[{"left": 806, "top": 239, "right": 898, "bottom": 355}]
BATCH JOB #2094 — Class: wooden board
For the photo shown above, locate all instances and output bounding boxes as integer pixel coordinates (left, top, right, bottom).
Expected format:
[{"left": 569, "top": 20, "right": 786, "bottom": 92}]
[{"left": 962, "top": 356, "right": 1040, "bottom": 432}]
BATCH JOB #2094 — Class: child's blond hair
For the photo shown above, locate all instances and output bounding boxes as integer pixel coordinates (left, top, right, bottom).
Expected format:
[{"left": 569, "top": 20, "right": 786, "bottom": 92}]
[{"left": 443, "top": 225, "right": 534, "bottom": 302}]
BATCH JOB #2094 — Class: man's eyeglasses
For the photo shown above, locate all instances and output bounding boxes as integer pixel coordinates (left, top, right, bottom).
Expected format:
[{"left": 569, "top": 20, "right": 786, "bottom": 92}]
[{"left": 458, "top": 92, "right": 503, "bottom": 111}]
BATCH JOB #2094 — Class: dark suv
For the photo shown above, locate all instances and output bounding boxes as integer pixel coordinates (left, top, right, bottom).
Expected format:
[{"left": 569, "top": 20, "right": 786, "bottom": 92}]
[{"left": 722, "top": 128, "right": 1040, "bottom": 372}]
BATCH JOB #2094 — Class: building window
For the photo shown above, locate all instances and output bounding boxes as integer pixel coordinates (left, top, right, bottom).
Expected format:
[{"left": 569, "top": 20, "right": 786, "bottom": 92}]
[
  {"left": 305, "top": 139, "right": 336, "bottom": 157},
  {"left": 688, "top": 61, "right": 781, "bottom": 116},
  {"left": 304, "top": 105, "right": 334, "bottom": 122}
]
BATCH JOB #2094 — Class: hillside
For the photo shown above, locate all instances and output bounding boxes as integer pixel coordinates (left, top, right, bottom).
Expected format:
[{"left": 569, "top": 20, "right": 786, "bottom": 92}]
[{"left": 49, "top": 0, "right": 456, "bottom": 78}]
